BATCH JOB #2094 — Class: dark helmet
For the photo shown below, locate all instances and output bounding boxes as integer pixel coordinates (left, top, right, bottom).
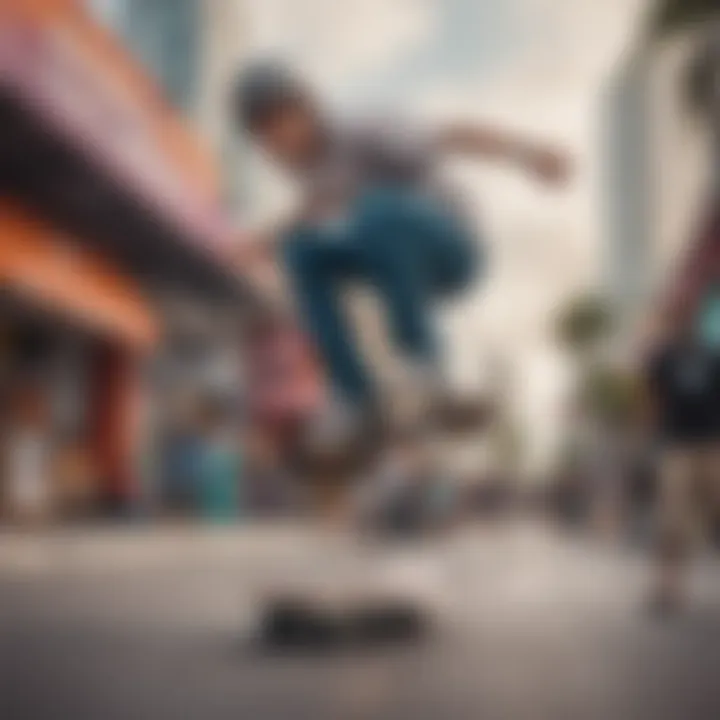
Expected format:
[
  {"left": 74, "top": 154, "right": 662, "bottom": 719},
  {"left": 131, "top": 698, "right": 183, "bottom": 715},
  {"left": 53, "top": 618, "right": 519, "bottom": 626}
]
[{"left": 232, "top": 60, "right": 310, "bottom": 131}]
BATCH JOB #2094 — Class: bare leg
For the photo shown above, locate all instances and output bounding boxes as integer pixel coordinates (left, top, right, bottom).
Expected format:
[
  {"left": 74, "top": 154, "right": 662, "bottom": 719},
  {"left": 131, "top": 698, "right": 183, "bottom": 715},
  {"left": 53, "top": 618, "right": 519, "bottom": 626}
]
[{"left": 653, "top": 448, "right": 697, "bottom": 612}]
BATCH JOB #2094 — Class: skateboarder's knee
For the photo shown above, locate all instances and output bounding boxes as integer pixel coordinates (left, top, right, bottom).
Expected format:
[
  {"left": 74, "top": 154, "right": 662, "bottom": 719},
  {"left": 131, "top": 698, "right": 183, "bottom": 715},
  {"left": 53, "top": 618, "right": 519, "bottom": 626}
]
[{"left": 282, "top": 228, "right": 323, "bottom": 273}]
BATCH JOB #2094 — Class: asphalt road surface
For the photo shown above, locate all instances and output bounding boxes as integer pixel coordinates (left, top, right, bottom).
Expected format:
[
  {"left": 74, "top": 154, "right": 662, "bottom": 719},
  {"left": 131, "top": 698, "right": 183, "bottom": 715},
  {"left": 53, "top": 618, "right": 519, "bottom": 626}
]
[{"left": 2, "top": 521, "right": 720, "bottom": 720}]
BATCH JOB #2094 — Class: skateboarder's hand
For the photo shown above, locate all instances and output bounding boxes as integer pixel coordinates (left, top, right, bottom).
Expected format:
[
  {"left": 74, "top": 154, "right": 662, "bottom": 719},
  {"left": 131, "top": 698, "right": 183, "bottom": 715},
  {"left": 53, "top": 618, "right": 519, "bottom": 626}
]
[
  {"left": 524, "top": 146, "right": 572, "bottom": 186},
  {"left": 437, "top": 124, "right": 572, "bottom": 186}
]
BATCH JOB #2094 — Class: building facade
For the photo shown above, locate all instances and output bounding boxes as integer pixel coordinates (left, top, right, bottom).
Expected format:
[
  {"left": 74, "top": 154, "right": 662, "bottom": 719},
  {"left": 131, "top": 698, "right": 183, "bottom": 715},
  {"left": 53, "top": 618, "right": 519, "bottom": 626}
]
[
  {"left": 606, "top": 0, "right": 720, "bottom": 356},
  {"left": 604, "top": 15, "right": 717, "bottom": 352},
  {"left": 0, "top": 0, "right": 244, "bottom": 517}
]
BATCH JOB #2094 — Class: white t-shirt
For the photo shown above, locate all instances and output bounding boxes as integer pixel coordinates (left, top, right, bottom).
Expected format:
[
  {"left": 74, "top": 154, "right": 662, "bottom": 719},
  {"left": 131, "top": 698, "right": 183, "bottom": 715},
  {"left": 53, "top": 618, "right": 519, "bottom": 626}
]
[{"left": 296, "top": 114, "right": 447, "bottom": 224}]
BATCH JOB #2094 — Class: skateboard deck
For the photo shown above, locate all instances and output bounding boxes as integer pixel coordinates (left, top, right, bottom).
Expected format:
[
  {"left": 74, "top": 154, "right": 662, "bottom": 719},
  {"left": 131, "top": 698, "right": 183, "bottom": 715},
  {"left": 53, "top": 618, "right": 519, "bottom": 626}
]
[{"left": 259, "top": 590, "right": 430, "bottom": 649}]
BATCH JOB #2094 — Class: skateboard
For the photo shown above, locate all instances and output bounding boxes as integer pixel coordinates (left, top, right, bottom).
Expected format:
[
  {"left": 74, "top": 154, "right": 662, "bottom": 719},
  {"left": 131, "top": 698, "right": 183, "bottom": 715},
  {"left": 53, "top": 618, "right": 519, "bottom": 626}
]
[
  {"left": 259, "top": 588, "right": 430, "bottom": 649},
  {"left": 243, "top": 312, "right": 490, "bottom": 649}
]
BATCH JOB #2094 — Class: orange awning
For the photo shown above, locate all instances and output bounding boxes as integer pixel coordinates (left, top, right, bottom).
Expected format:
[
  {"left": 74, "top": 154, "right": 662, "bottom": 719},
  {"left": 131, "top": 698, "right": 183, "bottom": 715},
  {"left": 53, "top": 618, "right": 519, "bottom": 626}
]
[
  {"left": 0, "top": 0, "right": 219, "bottom": 204},
  {"left": 0, "top": 0, "right": 238, "bottom": 268},
  {"left": 0, "top": 202, "right": 158, "bottom": 350}
]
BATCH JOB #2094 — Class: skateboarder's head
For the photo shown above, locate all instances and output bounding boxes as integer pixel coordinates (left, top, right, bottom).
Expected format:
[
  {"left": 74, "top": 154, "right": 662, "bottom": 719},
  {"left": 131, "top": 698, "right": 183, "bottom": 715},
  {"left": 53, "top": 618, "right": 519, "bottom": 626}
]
[{"left": 232, "top": 60, "right": 323, "bottom": 169}]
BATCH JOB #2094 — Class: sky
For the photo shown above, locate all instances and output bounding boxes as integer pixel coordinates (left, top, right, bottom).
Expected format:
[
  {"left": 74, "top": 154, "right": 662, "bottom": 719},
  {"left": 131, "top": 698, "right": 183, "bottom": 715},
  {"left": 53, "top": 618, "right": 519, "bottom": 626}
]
[{"left": 241, "top": 0, "right": 651, "bottom": 471}]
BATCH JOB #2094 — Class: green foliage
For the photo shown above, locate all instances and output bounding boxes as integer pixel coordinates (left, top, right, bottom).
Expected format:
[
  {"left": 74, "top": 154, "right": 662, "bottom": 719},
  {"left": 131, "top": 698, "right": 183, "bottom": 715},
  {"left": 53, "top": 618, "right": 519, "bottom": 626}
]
[
  {"left": 555, "top": 295, "right": 613, "bottom": 357},
  {"left": 653, "top": 0, "right": 720, "bottom": 36},
  {"left": 580, "top": 364, "right": 642, "bottom": 428}
]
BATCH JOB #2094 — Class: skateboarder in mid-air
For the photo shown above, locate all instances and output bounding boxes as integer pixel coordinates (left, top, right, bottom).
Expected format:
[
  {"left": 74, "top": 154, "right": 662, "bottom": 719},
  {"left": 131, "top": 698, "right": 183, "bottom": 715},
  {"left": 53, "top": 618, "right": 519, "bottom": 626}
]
[{"left": 233, "top": 61, "right": 571, "bottom": 456}]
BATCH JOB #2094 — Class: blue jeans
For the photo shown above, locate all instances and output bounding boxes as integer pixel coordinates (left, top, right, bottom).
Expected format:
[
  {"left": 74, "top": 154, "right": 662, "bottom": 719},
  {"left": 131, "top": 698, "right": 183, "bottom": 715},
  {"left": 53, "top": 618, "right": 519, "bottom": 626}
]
[{"left": 282, "top": 187, "right": 481, "bottom": 406}]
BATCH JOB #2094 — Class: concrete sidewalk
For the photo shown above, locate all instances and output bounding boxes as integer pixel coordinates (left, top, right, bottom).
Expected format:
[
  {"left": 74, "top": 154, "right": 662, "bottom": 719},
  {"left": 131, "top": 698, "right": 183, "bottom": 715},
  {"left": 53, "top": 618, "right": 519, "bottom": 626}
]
[{"left": 2, "top": 522, "right": 720, "bottom": 720}]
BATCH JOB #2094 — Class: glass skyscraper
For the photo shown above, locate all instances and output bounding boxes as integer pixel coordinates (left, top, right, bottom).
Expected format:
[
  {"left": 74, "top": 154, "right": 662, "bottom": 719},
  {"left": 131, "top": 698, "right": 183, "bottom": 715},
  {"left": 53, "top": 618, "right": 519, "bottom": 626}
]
[{"left": 89, "top": 0, "right": 201, "bottom": 113}]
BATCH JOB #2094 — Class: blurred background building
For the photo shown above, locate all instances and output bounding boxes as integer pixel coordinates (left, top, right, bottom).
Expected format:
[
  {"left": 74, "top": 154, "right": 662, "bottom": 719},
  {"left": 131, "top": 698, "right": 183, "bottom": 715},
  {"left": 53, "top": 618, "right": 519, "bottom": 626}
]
[
  {"left": 4, "top": 0, "right": 720, "bottom": 525},
  {"left": 605, "top": 0, "right": 720, "bottom": 353},
  {"left": 0, "top": 0, "right": 249, "bottom": 519}
]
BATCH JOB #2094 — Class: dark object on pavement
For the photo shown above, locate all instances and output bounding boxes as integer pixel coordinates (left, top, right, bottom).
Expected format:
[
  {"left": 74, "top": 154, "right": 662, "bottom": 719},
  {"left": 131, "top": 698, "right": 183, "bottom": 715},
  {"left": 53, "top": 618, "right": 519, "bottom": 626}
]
[{"left": 259, "top": 595, "right": 429, "bottom": 650}]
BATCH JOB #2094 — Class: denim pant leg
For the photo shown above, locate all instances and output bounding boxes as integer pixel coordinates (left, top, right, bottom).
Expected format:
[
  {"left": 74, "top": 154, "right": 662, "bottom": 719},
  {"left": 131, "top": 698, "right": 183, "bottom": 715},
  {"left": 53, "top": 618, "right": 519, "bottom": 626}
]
[
  {"left": 352, "top": 188, "right": 479, "bottom": 362},
  {"left": 282, "top": 227, "right": 373, "bottom": 406}
]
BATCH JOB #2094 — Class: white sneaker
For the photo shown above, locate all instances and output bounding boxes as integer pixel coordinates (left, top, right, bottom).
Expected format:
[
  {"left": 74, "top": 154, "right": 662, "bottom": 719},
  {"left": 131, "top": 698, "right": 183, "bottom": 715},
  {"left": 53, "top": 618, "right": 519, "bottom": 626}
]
[{"left": 388, "top": 359, "right": 443, "bottom": 430}]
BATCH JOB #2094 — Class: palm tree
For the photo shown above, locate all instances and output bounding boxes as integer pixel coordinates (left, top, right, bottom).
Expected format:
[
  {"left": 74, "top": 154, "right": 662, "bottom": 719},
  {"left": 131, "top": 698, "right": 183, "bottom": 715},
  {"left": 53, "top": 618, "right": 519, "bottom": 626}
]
[
  {"left": 653, "top": 0, "right": 720, "bottom": 36},
  {"left": 555, "top": 295, "right": 638, "bottom": 428},
  {"left": 555, "top": 295, "right": 613, "bottom": 362}
]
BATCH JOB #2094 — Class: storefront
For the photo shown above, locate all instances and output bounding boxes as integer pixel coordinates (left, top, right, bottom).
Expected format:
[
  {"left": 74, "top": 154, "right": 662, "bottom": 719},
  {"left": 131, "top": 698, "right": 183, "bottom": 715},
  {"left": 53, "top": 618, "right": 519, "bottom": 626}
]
[
  {"left": 0, "top": 203, "right": 157, "bottom": 517},
  {"left": 0, "top": 1, "right": 245, "bottom": 517}
]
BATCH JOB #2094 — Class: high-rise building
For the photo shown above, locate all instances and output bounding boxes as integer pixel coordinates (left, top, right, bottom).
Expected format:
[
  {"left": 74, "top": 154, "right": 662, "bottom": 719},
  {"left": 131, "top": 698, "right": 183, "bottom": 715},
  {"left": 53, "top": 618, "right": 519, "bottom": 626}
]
[
  {"left": 88, "top": 0, "right": 247, "bottom": 215},
  {"left": 89, "top": 0, "right": 201, "bottom": 113},
  {"left": 604, "top": 20, "right": 714, "bottom": 350},
  {"left": 196, "top": 1, "right": 247, "bottom": 216}
]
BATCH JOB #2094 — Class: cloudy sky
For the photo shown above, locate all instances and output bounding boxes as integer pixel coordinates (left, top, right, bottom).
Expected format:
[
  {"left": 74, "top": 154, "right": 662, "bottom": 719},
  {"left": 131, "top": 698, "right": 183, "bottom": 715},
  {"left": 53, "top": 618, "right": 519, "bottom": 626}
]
[{"left": 241, "top": 0, "right": 651, "bottom": 467}]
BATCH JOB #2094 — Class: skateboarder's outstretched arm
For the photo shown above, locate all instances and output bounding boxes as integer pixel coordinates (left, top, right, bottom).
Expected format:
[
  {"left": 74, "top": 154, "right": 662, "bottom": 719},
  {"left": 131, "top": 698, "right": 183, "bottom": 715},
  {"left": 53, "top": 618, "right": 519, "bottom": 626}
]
[{"left": 436, "top": 123, "right": 571, "bottom": 184}]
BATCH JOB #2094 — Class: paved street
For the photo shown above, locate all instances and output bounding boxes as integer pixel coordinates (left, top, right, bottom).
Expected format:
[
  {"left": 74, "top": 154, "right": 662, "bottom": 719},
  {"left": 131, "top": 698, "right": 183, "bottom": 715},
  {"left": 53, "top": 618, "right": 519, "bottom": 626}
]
[{"left": 2, "top": 521, "right": 720, "bottom": 720}]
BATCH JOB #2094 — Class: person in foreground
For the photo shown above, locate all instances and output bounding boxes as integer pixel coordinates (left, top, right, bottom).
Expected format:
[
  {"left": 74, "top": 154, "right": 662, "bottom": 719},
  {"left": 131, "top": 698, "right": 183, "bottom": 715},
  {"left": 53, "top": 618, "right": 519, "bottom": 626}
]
[
  {"left": 644, "top": 306, "right": 720, "bottom": 614},
  {"left": 232, "top": 61, "right": 571, "bottom": 458}
]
